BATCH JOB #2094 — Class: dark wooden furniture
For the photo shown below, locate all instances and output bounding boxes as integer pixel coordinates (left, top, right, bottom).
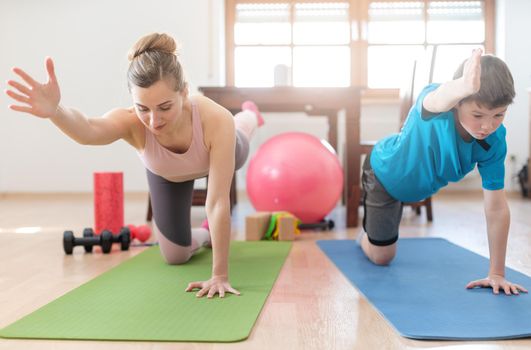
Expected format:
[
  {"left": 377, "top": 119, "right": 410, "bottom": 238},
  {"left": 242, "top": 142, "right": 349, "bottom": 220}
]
[
  {"left": 199, "top": 86, "right": 362, "bottom": 227},
  {"left": 528, "top": 90, "right": 531, "bottom": 197}
]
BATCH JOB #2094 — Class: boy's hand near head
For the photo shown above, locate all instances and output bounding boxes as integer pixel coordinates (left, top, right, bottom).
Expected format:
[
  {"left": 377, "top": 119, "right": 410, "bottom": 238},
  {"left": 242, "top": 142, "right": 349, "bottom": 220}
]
[
  {"left": 423, "top": 48, "right": 484, "bottom": 114},
  {"left": 461, "top": 48, "right": 482, "bottom": 97}
]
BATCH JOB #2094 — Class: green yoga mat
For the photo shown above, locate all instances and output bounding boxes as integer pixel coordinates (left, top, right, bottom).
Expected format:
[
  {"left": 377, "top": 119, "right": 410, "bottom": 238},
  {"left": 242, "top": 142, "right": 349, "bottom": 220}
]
[{"left": 0, "top": 241, "right": 291, "bottom": 342}]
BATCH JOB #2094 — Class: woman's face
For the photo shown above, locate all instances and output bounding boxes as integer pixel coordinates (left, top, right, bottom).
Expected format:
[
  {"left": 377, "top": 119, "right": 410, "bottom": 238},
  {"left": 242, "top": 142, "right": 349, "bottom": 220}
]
[{"left": 130, "top": 79, "right": 186, "bottom": 135}]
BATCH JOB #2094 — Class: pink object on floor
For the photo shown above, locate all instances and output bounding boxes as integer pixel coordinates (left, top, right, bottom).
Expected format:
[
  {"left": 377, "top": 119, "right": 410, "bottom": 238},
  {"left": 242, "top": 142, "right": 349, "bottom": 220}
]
[
  {"left": 200, "top": 219, "right": 212, "bottom": 248},
  {"left": 246, "top": 132, "right": 343, "bottom": 223},
  {"left": 241, "top": 100, "right": 264, "bottom": 126},
  {"left": 127, "top": 224, "right": 152, "bottom": 242}
]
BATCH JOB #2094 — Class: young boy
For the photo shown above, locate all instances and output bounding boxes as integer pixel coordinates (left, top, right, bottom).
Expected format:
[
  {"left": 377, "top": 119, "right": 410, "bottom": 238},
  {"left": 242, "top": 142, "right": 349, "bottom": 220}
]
[{"left": 360, "top": 49, "right": 527, "bottom": 296}]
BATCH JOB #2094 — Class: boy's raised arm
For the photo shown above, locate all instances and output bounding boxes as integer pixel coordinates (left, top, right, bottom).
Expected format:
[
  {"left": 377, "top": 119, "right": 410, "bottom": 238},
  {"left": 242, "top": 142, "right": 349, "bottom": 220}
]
[{"left": 423, "top": 48, "right": 482, "bottom": 113}]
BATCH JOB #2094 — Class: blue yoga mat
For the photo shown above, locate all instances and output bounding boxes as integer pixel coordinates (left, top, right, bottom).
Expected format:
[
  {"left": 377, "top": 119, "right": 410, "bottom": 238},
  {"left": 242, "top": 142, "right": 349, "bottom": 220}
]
[{"left": 317, "top": 238, "right": 531, "bottom": 340}]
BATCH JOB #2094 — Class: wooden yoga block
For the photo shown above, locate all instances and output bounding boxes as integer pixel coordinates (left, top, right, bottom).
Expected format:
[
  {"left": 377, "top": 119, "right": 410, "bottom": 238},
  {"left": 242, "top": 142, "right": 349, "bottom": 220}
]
[
  {"left": 245, "top": 212, "right": 296, "bottom": 241},
  {"left": 245, "top": 212, "right": 271, "bottom": 241},
  {"left": 277, "top": 215, "right": 295, "bottom": 241}
]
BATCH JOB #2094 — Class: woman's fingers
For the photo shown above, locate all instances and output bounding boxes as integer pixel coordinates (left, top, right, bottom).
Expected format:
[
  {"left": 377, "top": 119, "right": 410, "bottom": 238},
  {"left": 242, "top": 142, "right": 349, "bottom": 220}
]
[
  {"left": 9, "top": 104, "right": 33, "bottom": 114},
  {"left": 196, "top": 287, "right": 209, "bottom": 298},
  {"left": 12, "top": 67, "right": 38, "bottom": 87},
  {"left": 185, "top": 281, "right": 203, "bottom": 292},
  {"left": 185, "top": 280, "right": 240, "bottom": 299},
  {"left": 45, "top": 57, "right": 57, "bottom": 83},
  {"left": 227, "top": 286, "right": 241, "bottom": 296},
  {"left": 207, "top": 288, "right": 218, "bottom": 299},
  {"left": 5, "top": 89, "right": 30, "bottom": 105},
  {"left": 7, "top": 80, "right": 31, "bottom": 96}
]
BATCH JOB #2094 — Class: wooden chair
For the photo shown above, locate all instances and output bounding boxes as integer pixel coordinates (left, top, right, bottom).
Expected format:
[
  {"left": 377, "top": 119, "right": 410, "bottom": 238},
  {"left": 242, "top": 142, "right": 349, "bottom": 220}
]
[{"left": 360, "top": 60, "right": 433, "bottom": 222}]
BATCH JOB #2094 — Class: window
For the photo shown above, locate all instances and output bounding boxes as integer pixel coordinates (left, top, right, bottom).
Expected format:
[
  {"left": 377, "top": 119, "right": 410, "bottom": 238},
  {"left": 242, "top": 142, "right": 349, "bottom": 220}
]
[
  {"left": 231, "top": 2, "right": 351, "bottom": 87},
  {"left": 226, "top": 0, "right": 494, "bottom": 90}
]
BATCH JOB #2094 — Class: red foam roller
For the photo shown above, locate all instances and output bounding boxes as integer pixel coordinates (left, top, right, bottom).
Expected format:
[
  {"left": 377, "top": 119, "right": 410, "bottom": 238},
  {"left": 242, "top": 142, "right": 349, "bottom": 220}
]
[{"left": 94, "top": 172, "right": 124, "bottom": 234}]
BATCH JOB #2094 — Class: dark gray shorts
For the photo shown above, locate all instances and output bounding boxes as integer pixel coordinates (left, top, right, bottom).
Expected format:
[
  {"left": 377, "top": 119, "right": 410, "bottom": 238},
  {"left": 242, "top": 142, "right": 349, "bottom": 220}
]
[{"left": 361, "top": 153, "right": 403, "bottom": 246}]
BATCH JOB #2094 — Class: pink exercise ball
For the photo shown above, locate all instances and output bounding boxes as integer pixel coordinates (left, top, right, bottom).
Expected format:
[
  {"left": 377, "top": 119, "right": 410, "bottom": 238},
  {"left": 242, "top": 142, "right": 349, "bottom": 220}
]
[{"left": 246, "top": 132, "right": 343, "bottom": 223}]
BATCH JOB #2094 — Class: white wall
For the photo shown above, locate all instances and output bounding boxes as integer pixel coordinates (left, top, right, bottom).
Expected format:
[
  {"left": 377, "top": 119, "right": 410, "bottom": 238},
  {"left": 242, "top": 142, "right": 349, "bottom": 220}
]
[
  {"left": 1, "top": 0, "right": 530, "bottom": 193},
  {"left": 497, "top": 0, "right": 531, "bottom": 189},
  {"left": 0, "top": 0, "right": 224, "bottom": 192}
]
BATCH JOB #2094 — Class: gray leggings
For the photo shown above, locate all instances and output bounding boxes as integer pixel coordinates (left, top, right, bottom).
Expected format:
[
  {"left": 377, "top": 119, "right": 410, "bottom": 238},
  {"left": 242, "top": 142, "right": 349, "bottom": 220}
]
[
  {"left": 146, "top": 129, "right": 249, "bottom": 262},
  {"left": 362, "top": 152, "right": 403, "bottom": 246}
]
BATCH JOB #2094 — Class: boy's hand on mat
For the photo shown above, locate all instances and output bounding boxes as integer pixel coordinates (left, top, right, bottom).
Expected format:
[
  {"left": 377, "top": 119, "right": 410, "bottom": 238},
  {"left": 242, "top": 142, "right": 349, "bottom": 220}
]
[
  {"left": 466, "top": 274, "right": 528, "bottom": 295},
  {"left": 185, "top": 276, "right": 241, "bottom": 299},
  {"left": 6, "top": 57, "right": 61, "bottom": 119}
]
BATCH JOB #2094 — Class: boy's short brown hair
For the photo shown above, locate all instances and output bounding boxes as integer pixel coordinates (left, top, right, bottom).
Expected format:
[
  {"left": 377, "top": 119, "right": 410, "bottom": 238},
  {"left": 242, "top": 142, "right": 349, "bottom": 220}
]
[{"left": 453, "top": 54, "right": 515, "bottom": 109}]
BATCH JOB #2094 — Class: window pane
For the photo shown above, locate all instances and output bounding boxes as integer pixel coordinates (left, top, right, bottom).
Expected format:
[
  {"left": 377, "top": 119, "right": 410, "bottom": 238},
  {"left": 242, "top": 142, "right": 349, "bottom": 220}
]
[
  {"left": 427, "top": 1, "right": 484, "bottom": 43},
  {"left": 293, "top": 46, "right": 350, "bottom": 87},
  {"left": 368, "top": 45, "right": 424, "bottom": 88},
  {"left": 235, "top": 3, "right": 291, "bottom": 45},
  {"left": 368, "top": 1, "right": 424, "bottom": 44},
  {"left": 293, "top": 2, "right": 349, "bottom": 45},
  {"left": 431, "top": 44, "right": 484, "bottom": 83},
  {"left": 235, "top": 47, "right": 291, "bottom": 87}
]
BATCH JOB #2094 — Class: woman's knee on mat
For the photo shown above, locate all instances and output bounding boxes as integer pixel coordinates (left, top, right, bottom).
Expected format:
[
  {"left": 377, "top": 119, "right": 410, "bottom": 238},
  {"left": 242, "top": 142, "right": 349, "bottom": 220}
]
[
  {"left": 156, "top": 229, "right": 195, "bottom": 265},
  {"left": 161, "top": 249, "right": 193, "bottom": 265}
]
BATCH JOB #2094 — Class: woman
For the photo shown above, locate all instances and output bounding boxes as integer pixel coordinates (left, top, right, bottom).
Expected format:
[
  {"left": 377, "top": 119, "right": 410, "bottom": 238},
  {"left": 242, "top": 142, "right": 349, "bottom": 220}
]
[{"left": 5, "top": 32, "right": 264, "bottom": 299}]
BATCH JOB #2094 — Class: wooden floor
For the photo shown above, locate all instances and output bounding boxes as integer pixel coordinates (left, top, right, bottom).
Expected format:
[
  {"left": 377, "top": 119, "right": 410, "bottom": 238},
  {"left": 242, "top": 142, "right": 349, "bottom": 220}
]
[{"left": 1, "top": 191, "right": 531, "bottom": 350}]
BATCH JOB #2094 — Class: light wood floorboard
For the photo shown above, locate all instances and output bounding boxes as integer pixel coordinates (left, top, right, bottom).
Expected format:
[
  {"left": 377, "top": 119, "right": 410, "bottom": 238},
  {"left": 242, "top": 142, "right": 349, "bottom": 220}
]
[{"left": 1, "top": 191, "right": 530, "bottom": 349}]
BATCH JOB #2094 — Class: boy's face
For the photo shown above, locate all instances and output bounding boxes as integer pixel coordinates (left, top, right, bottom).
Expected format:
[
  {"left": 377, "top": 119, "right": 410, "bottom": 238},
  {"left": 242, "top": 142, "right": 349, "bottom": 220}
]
[{"left": 455, "top": 100, "right": 507, "bottom": 140}]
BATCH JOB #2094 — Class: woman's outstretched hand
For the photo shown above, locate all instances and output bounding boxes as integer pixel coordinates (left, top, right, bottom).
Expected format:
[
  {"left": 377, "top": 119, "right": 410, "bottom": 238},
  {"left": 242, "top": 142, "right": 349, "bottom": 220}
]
[
  {"left": 5, "top": 57, "right": 61, "bottom": 119},
  {"left": 185, "top": 275, "right": 241, "bottom": 299}
]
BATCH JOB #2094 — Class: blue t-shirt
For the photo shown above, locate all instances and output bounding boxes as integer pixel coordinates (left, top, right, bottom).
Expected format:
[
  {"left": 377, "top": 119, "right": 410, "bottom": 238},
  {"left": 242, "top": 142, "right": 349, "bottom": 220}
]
[{"left": 370, "top": 83, "right": 507, "bottom": 202}]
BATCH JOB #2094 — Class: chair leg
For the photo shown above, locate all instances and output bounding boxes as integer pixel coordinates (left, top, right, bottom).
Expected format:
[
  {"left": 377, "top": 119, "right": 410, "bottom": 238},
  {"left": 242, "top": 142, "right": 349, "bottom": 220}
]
[
  {"left": 426, "top": 197, "right": 433, "bottom": 222},
  {"left": 146, "top": 195, "right": 153, "bottom": 222},
  {"left": 230, "top": 173, "right": 237, "bottom": 212}
]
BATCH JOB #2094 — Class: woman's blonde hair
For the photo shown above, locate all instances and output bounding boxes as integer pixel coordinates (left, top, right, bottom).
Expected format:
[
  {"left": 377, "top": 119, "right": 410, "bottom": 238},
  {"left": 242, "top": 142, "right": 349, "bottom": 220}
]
[{"left": 127, "top": 33, "right": 186, "bottom": 92}]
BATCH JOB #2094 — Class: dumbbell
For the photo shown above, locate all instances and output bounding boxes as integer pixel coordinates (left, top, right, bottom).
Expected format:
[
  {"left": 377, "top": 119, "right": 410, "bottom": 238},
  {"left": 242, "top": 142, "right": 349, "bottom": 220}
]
[
  {"left": 63, "top": 229, "right": 113, "bottom": 255},
  {"left": 298, "top": 219, "right": 335, "bottom": 231},
  {"left": 83, "top": 227, "right": 131, "bottom": 251}
]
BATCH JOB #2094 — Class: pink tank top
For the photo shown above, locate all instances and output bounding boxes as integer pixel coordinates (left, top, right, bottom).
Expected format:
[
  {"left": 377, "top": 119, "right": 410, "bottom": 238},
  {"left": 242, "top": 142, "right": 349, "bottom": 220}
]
[{"left": 137, "top": 99, "right": 210, "bottom": 182}]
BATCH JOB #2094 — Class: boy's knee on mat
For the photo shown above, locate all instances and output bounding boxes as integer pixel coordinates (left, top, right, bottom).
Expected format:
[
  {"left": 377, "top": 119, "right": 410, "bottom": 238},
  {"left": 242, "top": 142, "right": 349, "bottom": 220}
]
[
  {"left": 366, "top": 245, "right": 397, "bottom": 266},
  {"left": 369, "top": 253, "right": 396, "bottom": 266}
]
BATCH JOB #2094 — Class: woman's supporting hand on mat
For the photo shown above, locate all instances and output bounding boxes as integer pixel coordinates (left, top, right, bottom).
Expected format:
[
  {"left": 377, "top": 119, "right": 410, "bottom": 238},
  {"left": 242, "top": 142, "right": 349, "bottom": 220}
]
[
  {"left": 185, "top": 275, "right": 241, "bottom": 299},
  {"left": 6, "top": 57, "right": 60, "bottom": 119},
  {"left": 466, "top": 274, "right": 528, "bottom": 295}
]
